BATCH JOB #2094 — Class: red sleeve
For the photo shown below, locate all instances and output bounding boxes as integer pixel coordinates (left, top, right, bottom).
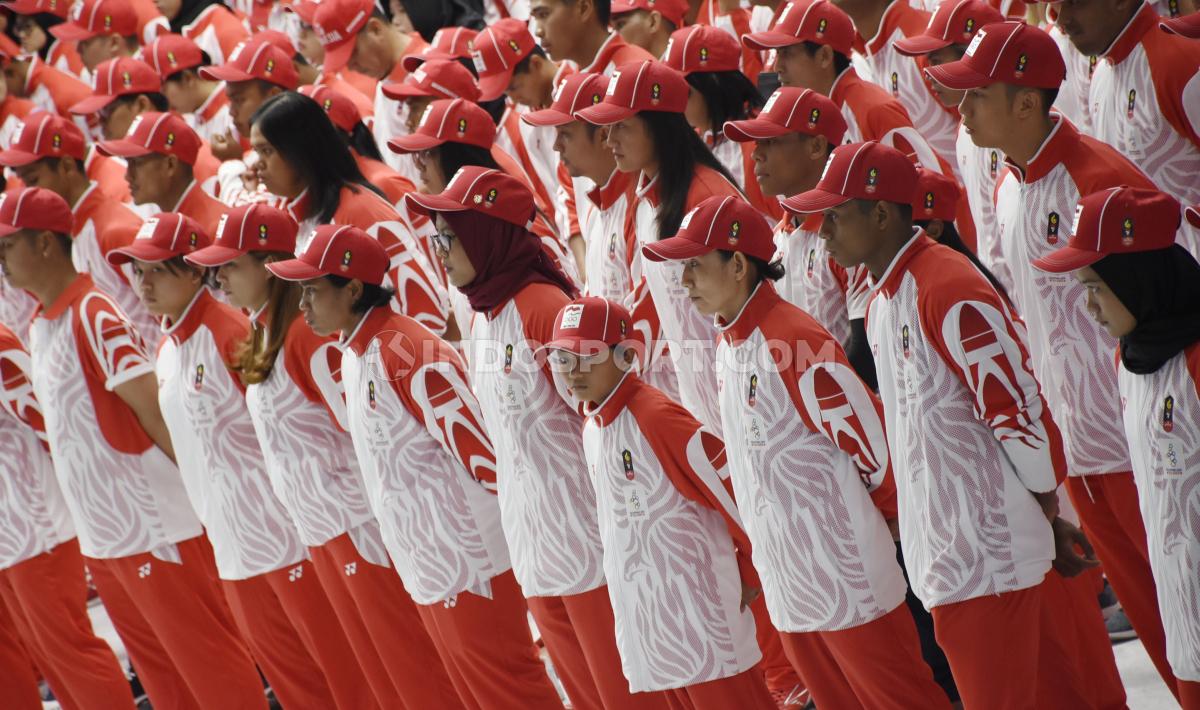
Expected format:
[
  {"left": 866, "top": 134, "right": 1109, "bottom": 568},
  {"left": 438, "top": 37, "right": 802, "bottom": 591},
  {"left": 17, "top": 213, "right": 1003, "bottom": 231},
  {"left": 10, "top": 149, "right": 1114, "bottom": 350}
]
[
  {"left": 364, "top": 213, "right": 450, "bottom": 335},
  {"left": 559, "top": 162, "right": 581, "bottom": 238},
  {"left": 0, "top": 327, "right": 48, "bottom": 449},
  {"left": 282, "top": 318, "right": 351, "bottom": 432},
  {"left": 517, "top": 283, "right": 573, "bottom": 392},
  {"left": 76, "top": 292, "right": 153, "bottom": 391},
  {"left": 1146, "top": 32, "right": 1200, "bottom": 150},
  {"left": 1066, "top": 135, "right": 1157, "bottom": 194}
]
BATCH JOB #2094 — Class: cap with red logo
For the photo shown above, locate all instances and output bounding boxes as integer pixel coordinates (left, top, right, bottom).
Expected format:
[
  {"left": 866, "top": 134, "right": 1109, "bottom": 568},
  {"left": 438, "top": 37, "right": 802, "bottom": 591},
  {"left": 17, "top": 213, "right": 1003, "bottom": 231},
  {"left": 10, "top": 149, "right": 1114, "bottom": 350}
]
[
  {"left": 894, "top": 0, "right": 1004, "bottom": 56},
  {"left": 49, "top": 0, "right": 136, "bottom": 41},
  {"left": 313, "top": 0, "right": 375, "bottom": 73},
  {"left": 742, "top": 0, "right": 856, "bottom": 56},
  {"left": 0, "top": 188, "right": 73, "bottom": 237},
  {"left": 199, "top": 38, "right": 298, "bottom": 89},
  {"left": 470, "top": 19, "right": 538, "bottom": 103},
  {"left": 663, "top": 25, "right": 741, "bottom": 74},
  {"left": 299, "top": 84, "right": 363, "bottom": 132},
  {"left": 642, "top": 195, "right": 776, "bottom": 262},
  {"left": 0, "top": 112, "right": 86, "bottom": 166},
  {"left": 186, "top": 204, "right": 299, "bottom": 266},
  {"left": 544, "top": 296, "right": 636, "bottom": 356},
  {"left": 723, "top": 87, "right": 846, "bottom": 144},
  {"left": 381, "top": 59, "right": 482, "bottom": 101},
  {"left": 1032, "top": 187, "right": 1184, "bottom": 273},
  {"left": 911, "top": 168, "right": 960, "bottom": 222},
  {"left": 925, "top": 21, "right": 1065, "bottom": 90},
  {"left": 106, "top": 213, "right": 214, "bottom": 265},
  {"left": 69, "top": 58, "right": 161, "bottom": 115},
  {"left": 144, "top": 33, "right": 206, "bottom": 78},
  {"left": 265, "top": 224, "right": 390, "bottom": 286},
  {"left": 96, "top": 112, "right": 203, "bottom": 166},
  {"left": 782, "top": 141, "right": 918, "bottom": 213},
  {"left": 611, "top": 0, "right": 689, "bottom": 28},
  {"left": 402, "top": 26, "right": 478, "bottom": 72},
  {"left": 405, "top": 166, "right": 536, "bottom": 228},
  {"left": 574, "top": 60, "right": 688, "bottom": 125},
  {"left": 386, "top": 99, "right": 496, "bottom": 153},
  {"left": 1, "top": 0, "right": 69, "bottom": 19},
  {"left": 522, "top": 73, "right": 609, "bottom": 127},
  {"left": 1161, "top": 12, "right": 1200, "bottom": 38}
]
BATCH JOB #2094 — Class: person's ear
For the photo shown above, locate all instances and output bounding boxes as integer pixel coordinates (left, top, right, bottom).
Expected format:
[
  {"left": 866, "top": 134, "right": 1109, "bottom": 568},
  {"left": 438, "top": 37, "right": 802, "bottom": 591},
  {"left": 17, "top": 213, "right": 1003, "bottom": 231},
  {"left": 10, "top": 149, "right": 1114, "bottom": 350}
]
[
  {"left": 615, "top": 343, "right": 637, "bottom": 371},
  {"left": 816, "top": 44, "right": 834, "bottom": 70},
  {"left": 347, "top": 278, "right": 364, "bottom": 304},
  {"left": 733, "top": 252, "right": 751, "bottom": 283},
  {"left": 806, "top": 134, "right": 828, "bottom": 163},
  {"left": 872, "top": 200, "right": 891, "bottom": 230},
  {"left": 134, "top": 94, "right": 154, "bottom": 114},
  {"left": 924, "top": 218, "right": 946, "bottom": 240},
  {"left": 365, "top": 17, "right": 387, "bottom": 39}
]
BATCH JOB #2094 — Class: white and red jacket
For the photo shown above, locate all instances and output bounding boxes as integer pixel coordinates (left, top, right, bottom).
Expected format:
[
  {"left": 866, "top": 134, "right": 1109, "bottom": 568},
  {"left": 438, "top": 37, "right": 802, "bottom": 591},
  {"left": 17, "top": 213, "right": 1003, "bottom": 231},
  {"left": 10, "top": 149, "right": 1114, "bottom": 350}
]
[
  {"left": 0, "top": 325, "right": 74, "bottom": 571},
  {"left": 866, "top": 233, "right": 1066, "bottom": 607},
  {"left": 342, "top": 307, "right": 510, "bottom": 605},
  {"left": 955, "top": 126, "right": 1010, "bottom": 293},
  {"left": 155, "top": 289, "right": 306, "bottom": 580},
  {"left": 0, "top": 276, "right": 38, "bottom": 343},
  {"left": 372, "top": 34, "right": 429, "bottom": 181},
  {"left": 1049, "top": 22, "right": 1095, "bottom": 134},
  {"left": 576, "top": 33, "right": 655, "bottom": 77},
  {"left": 28, "top": 274, "right": 201, "bottom": 561},
  {"left": 773, "top": 214, "right": 870, "bottom": 346},
  {"left": 582, "top": 371, "right": 760, "bottom": 691},
  {"left": 995, "top": 116, "right": 1153, "bottom": 477},
  {"left": 187, "top": 84, "right": 235, "bottom": 143},
  {"left": 1118, "top": 343, "right": 1200, "bottom": 681},
  {"left": 467, "top": 282, "right": 605, "bottom": 597},
  {"left": 717, "top": 282, "right": 903, "bottom": 630},
  {"left": 180, "top": 4, "right": 250, "bottom": 66},
  {"left": 579, "top": 170, "right": 636, "bottom": 303}
]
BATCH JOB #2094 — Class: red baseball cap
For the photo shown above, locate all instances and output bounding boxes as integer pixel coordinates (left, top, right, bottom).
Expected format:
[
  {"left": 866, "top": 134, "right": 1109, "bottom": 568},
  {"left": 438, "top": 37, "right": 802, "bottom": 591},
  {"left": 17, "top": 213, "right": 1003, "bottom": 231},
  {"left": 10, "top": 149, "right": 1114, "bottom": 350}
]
[
  {"left": 381, "top": 59, "right": 482, "bottom": 101},
  {"left": 402, "top": 26, "right": 478, "bottom": 72},
  {"left": 782, "top": 141, "right": 918, "bottom": 213},
  {"left": 574, "top": 60, "right": 688, "bottom": 125},
  {"left": 1161, "top": 12, "right": 1200, "bottom": 38},
  {"left": 723, "top": 87, "right": 846, "bottom": 144},
  {"left": 144, "top": 33, "right": 206, "bottom": 78},
  {"left": 313, "top": 0, "right": 376, "bottom": 73},
  {"left": 0, "top": 188, "right": 73, "bottom": 237},
  {"left": 522, "top": 73, "right": 609, "bottom": 127},
  {"left": 0, "top": 112, "right": 86, "bottom": 166},
  {"left": 265, "top": 224, "right": 389, "bottom": 286},
  {"left": 611, "top": 0, "right": 688, "bottom": 28},
  {"left": 742, "top": 0, "right": 856, "bottom": 56},
  {"left": 1032, "top": 187, "right": 1184, "bottom": 273},
  {"left": 106, "top": 213, "right": 214, "bottom": 265},
  {"left": 405, "top": 166, "right": 536, "bottom": 228},
  {"left": 96, "top": 112, "right": 203, "bottom": 166},
  {"left": 894, "top": 0, "right": 1004, "bottom": 56},
  {"left": 470, "top": 19, "right": 538, "bottom": 103},
  {"left": 925, "top": 21, "right": 1065, "bottom": 90},
  {"left": 299, "top": 84, "right": 363, "bottom": 132},
  {"left": 386, "top": 98, "right": 496, "bottom": 153},
  {"left": 544, "top": 297, "right": 636, "bottom": 357},
  {"left": 284, "top": 0, "right": 318, "bottom": 24},
  {"left": 69, "top": 58, "right": 161, "bottom": 115},
  {"left": 663, "top": 25, "right": 741, "bottom": 74},
  {"left": 1, "top": 0, "right": 69, "bottom": 19},
  {"left": 255, "top": 30, "right": 297, "bottom": 56},
  {"left": 199, "top": 38, "right": 298, "bottom": 89},
  {"left": 50, "top": 0, "right": 136, "bottom": 41},
  {"left": 186, "top": 204, "right": 299, "bottom": 266},
  {"left": 911, "top": 168, "right": 960, "bottom": 222},
  {"left": 643, "top": 195, "right": 776, "bottom": 262}
]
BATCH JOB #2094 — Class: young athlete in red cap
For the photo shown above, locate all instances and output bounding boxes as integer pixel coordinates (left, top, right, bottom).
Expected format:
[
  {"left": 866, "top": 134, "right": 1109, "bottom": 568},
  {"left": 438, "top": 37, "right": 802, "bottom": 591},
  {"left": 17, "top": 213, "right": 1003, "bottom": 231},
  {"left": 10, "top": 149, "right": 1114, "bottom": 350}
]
[
  {"left": 611, "top": 0, "right": 688, "bottom": 58},
  {"left": 0, "top": 187, "right": 269, "bottom": 709},
  {"left": 267, "top": 221, "right": 566, "bottom": 710},
  {"left": 530, "top": 0, "right": 655, "bottom": 75},
  {"left": 49, "top": 0, "right": 140, "bottom": 73},
  {"left": 545, "top": 295, "right": 776, "bottom": 710},
  {"left": 3, "top": 46, "right": 92, "bottom": 121},
  {"left": 67, "top": 57, "right": 167, "bottom": 142},
  {"left": 1035, "top": 188, "right": 1200, "bottom": 709},
  {"left": 785, "top": 140, "right": 1098, "bottom": 710},
  {"left": 0, "top": 318, "right": 137, "bottom": 710},
  {"left": 156, "top": 0, "right": 249, "bottom": 66},
  {"left": 145, "top": 33, "right": 236, "bottom": 143},
  {"left": 931, "top": 20, "right": 1187, "bottom": 699},
  {"left": 407, "top": 167, "right": 677, "bottom": 710},
  {"left": 5, "top": 0, "right": 85, "bottom": 80},
  {"left": 108, "top": 212, "right": 375, "bottom": 710}
]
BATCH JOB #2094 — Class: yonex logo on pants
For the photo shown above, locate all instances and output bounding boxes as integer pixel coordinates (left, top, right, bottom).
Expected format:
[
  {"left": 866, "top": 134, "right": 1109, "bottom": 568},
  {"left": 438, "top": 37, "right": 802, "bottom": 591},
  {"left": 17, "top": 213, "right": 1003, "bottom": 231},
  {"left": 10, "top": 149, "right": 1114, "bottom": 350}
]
[
  {"left": 344, "top": 562, "right": 357, "bottom": 576},
  {"left": 288, "top": 565, "right": 303, "bottom": 582},
  {"left": 137, "top": 563, "right": 151, "bottom": 578}
]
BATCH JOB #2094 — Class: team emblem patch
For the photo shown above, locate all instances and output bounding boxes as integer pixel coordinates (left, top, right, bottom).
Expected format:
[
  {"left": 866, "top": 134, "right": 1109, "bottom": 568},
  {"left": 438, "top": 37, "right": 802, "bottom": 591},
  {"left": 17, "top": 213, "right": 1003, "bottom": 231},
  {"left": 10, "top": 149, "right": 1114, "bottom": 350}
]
[
  {"left": 509, "top": 39, "right": 521, "bottom": 53},
  {"left": 618, "top": 319, "right": 627, "bottom": 337},
  {"left": 503, "top": 344, "right": 514, "bottom": 374},
  {"left": 963, "top": 18, "right": 975, "bottom": 37},
  {"left": 650, "top": 83, "right": 662, "bottom": 105},
  {"left": 265, "top": 59, "right": 275, "bottom": 74},
  {"left": 485, "top": 188, "right": 498, "bottom": 205},
  {"left": 890, "top": 72, "right": 899, "bottom": 97},
  {"left": 747, "top": 374, "right": 758, "bottom": 407},
  {"left": 122, "top": 71, "right": 132, "bottom": 88},
  {"left": 258, "top": 224, "right": 269, "bottom": 243},
  {"left": 1046, "top": 211, "right": 1060, "bottom": 244},
  {"left": 1121, "top": 217, "right": 1134, "bottom": 246},
  {"left": 622, "top": 449, "right": 635, "bottom": 480},
  {"left": 1163, "top": 396, "right": 1175, "bottom": 432},
  {"left": 1014, "top": 53, "right": 1028, "bottom": 78},
  {"left": 167, "top": 50, "right": 178, "bottom": 66},
  {"left": 816, "top": 18, "right": 828, "bottom": 36},
  {"left": 341, "top": 249, "right": 353, "bottom": 270},
  {"left": 165, "top": 132, "right": 176, "bottom": 147},
  {"left": 188, "top": 232, "right": 198, "bottom": 248},
  {"left": 902, "top": 324, "right": 911, "bottom": 358},
  {"left": 865, "top": 167, "right": 879, "bottom": 194},
  {"left": 323, "top": 98, "right": 333, "bottom": 111},
  {"left": 194, "top": 364, "right": 205, "bottom": 390},
  {"left": 699, "top": 47, "right": 709, "bottom": 64},
  {"left": 103, "top": 14, "right": 112, "bottom": 29},
  {"left": 806, "top": 247, "right": 816, "bottom": 276},
  {"left": 807, "top": 107, "right": 820, "bottom": 128},
  {"left": 457, "top": 118, "right": 468, "bottom": 135},
  {"left": 368, "top": 381, "right": 377, "bottom": 409},
  {"left": 923, "top": 191, "right": 935, "bottom": 214},
  {"left": 1126, "top": 89, "right": 1136, "bottom": 120},
  {"left": 989, "top": 150, "right": 998, "bottom": 178},
  {"left": 728, "top": 220, "right": 741, "bottom": 244},
  {"left": 52, "top": 133, "right": 61, "bottom": 150}
]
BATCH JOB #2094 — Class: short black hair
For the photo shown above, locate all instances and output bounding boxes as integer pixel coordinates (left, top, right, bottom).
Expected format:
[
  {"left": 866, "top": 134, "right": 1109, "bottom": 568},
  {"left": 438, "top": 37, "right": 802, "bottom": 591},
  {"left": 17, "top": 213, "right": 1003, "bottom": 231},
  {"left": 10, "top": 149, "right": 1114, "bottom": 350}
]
[
  {"left": 512, "top": 44, "right": 547, "bottom": 77},
  {"left": 324, "top": 274, "right": 396, "bottom": 313},
  {"left": 716, "top": 250, "right": 786, "bottom": 285},
  {"left": 161, "top": 51, "right": 214, "bottom": 83},
  {"left": 112, "top": 92, "right": 170, "bottom": 112},
  {"left": 1005, "top": 84, "right": 1060, "bottom": 115},
  {"left": 39, "top": 156, "right": 86, "bottom": 173},
  {"left": 53, "top": 232, "right": 72, "bottom": 254},
  {"left": 802, "top": 42, "right": 852, "bottom": 77},
  {"left": 856, "top": 199, "right": 913, "bottom": 225},
  {"left": 561, "top": 0, "right": 611, "bottom": 26},
  {"left": 686, "top": 70, "right": 764, "bottom": 136}
]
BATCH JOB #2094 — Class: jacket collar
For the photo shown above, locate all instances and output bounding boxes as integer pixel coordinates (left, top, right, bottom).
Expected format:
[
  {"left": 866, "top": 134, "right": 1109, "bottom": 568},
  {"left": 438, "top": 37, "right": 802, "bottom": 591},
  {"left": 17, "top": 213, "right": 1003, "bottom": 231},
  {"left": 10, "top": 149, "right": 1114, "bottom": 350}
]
[
  {"left": 584, "top": 369, "right": 638, "bottom": 427},
  {"left": 587, "top": 169, "right": 633, "bottom": 209},
  {"left": 161, "top": 287, "right": 211, "bottom": 342},
  {"left": 1101, "top": 2, "right": 1154, "bottom": 65},
  {"left": 716, "top": 280, "right": 778, "bottom": 346},
  {"left": 1003, "top": 114, "right": 1078, "bottom": 184},
  {"left": 38, "top": 272, "right": 93, "bottom": 320},
  {"left": 872, "top": 229, "right": 931, "bottom": 298},
  {"left": 342, "top": 306, "right": 392, "bottom": 356}
]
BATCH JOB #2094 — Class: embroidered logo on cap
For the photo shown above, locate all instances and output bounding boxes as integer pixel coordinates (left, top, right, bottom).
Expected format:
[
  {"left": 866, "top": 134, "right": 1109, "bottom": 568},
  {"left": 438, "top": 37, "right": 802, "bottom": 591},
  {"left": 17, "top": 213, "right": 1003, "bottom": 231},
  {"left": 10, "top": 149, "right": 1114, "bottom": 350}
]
[
  {"left": 341, "top": 249, "right": 353, "bottom": 270},
  {"left": 508, "top": 39, "right": 521, "bottom": 53},
  {"left": 1121, "top": 217, "right": 1134, "bottom": 246},
  {"left": 699, "top": 47, "right": 709, "bottom": 64},
  {"left": 1014, "top": 53, "right": 1028, "bottom": 78},
  {"left": 265, "top": 59, "right": 275, "bottom": 74},
  {"left": 122, "top": 71, "right": 132, "bottom": 88},
  {"left": 728, "top": 220, "right": 741, "bottom": 244},
  {"left": 923, "top": 191, "right": 935, "bottom": 214},
  {"left": 865, "top": 167, "right": 879, "bottom": 194},
  {"left": 807, "top": 107, "right": 820, "bottom": 128},
  {"left": 188, "top": 231, "right": 198, "bottom": 248},
  {"left": 485, "top": 188, "right": 498, "bottom": 206},
  {"left": 167, "top": 50, "right": 178, "bottom": 66},
  {"left": 165, "top": 132, "right": 176, "bottom": 147},
  {"left": 560, "top": 304, "right": 585, "bottom": 329},
  {"left": 816, "top": 18, "right": 828, "bottom": 36},
  {"left": 323, "top": 98, "right": 333, "bottom": 111},
  {"left": 650, "top": 83, "right": 662, "bottom": 105},
  {"left": 457, "top": 118, "right": 467, "bottom": 135},
  {"left": 619, "top": 319, "right": 627, "bottom": 337},
  {"left": 52, "top": 133, "right": 61, "bottom": 150},
  {"left": 963, "top": 18, "right": 975, "bottom": 37},
  {"left": 258, "top": 223, "right": 269, "bottom": 243}
]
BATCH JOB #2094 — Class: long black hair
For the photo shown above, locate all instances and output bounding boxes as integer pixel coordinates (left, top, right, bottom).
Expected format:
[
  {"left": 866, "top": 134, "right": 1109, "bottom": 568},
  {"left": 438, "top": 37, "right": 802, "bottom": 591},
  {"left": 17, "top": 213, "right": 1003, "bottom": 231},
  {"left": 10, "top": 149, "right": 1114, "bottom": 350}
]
[
  {"left": 917, "top": 219, "right": 1012, "bottom": 305},
  {"left": 252, "top": 92, "right": 383, "bottom": 223},
  {"left": 346, "top": 122, "right": 384, "bottom": 162},
  {"left": 685, "top": 70, "right": 764, "bottom": 138},
  {"left": 641, "top": 110, "right": 742, "bottom": 241},
  {"left": 434, "top": 141, "right": 500, "bottom": 182}
]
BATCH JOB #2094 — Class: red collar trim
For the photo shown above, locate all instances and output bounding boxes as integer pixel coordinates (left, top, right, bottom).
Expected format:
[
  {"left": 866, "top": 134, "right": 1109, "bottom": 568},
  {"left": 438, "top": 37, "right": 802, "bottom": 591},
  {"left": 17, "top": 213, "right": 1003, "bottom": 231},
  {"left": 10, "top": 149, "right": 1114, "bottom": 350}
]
[
  {"left": 1102, "top": 2, "right": 1155, "bottom": 65},
  {"left": 634, "top": 173, "right": 660, "bottom": 205},
  {"left": 716, "top": 281, "right": 779, "bottom": 345},
  {"left": 584, "top": 369, "right": 638, "bottom": 427},
  {"left": 873, "top": 229, "right": 932, "bottom": 297},
  {"left": 1004, "top": 114, "right": 1077, "bottom": 184},
  {"left": 161, "top": 287, "right": 212, "bottom": 343},
  {"left": 342, "top": 306, "right": 392, "bottom": 356},
  {"left": 828, "top": 68, "right": 859, "bottom": 108},
  {"left": 286, "top": 189, "right": 312, "bottom": 222},
  {"left": 38, "top": 273, "right": 93, "bottom": 320},
  {"left": 587, "top": 169, "right": 633, "bottom": 209}
]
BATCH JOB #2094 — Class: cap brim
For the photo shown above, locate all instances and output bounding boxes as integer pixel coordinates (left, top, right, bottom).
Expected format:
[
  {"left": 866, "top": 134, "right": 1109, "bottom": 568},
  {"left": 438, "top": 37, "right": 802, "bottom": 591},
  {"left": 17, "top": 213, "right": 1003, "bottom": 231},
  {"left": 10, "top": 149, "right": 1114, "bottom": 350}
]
[
  {"left": 1161, "top": 17, "right": 1200, "bottom": 38},
  {"left": 1031, "top": 246, "right": 1103, "bottom": 273},
  {"left": 284, "top": 3, "right": 317, "bottom": 24},
  {"left": 742, "top": 31, "right": 803, "bottom": 51},
  {"left": 0, "top": 223, "right": 24, "bottom": 237},
  {"left": 538, "top": 336, "right": 613, "bottom": 358},
  {"left": 641, "top": 237, "right": 713, "bottom": 263},
  {"left": 574, "top": 103, "right": 636, "bottom": 126},
  {"left": 380, "top": 81, "right": 433, "bottom": 100},
  {"left": 521, "top": 108, "right": 573, "bottom": 127},
  {"left": 198, "top": 65, "right": 255, "bottom": 83},
  {"left": 403, "top": 191, "right": 470, "bottom": 218},
  {"left": 107, "top": 243, "right": 182, "bottom": 266},
  {"left": 781, "top": 189, "right": 852, "bottom": 215},
  {"left": 477, "top": 71, "right": 514, "bottom": 103},
  {"left": 893, "top": 34, "right": 952, "bottom": 56},
  {"left": 265, "top": 258, "right": 328, "bottom": 282},
  {"left": 722, "top": 118, "right": 791, "bottom": 142},
  {"left": 68, "top": 94, "right": 118, "bottom": 115},
  {"left": 386, "top": 133, "right": 446, "bottom": 154},
  {"left": 924, "top": 61, "right": 993, "bottom": 90},
  {"left": 95, "top": 139, "right": 153, "bottom": 158},
  {"left": 0, "top": 148, "right": 42, "bottom": 167},
  {"left": 184, "top": 244, "right": 247, "bottom": 267},
  {"left": 322, "top": 38, "right": 356, "bottom": 72},
  {"left": 49, "top": 23, "right": 98, "bottom": 41},
  {"left": 1185, "top": 205, "right": 1200, "bottom": 228},
  {"left": 400, "top": 52, "right": 440, "bottom": 73}
]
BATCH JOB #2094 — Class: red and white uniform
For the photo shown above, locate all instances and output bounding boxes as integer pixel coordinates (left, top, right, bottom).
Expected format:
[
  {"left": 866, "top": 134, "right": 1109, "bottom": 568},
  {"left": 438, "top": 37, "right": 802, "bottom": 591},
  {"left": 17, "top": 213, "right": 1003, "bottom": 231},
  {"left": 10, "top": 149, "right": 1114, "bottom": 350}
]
[
  {"left": 579, "top": 170, "right": 636, "bottom": 303},
  {"left": 341, "top": 307, "right": 509, "bottom": 604},
  {"left": 187, "top": 85, "right": 235, "bottom": 142},
  {"left": 1049, "top": 23, "right": 1095, "bottom": 134},
  {"left": 85, "top": 145, "right": 134, "bottom": 203},
  {"left": 372, "top": 34, "right": 429, "bottom": 179},
  {"left": 0, "top": 276, "right": 38, "bottom": 342},
  {"left": 21, "top": 56, "right": 91, "bottom": 121},
  {"left": 717, "top": 282, "right": 903, "bottom": 630},
  {"left": 154, "top": 289, "right": 306, "bottom": 580},
  {"left": 829, "top": 69, "right": 949, "bottom": 177},
  {"left": 497, "top": 105, "right": 566, "bottom": 235},
  {"left": 774, "top": 214, "right": 870, "bottom": 346},
  {"left": 1119, "top": 344, "right": 1200, "bottom": 682},
  {"left": 955, "top": 127, "right": 1011, "bottom": 293},
  {"left": 578, "top": 32, "right": 656, "bottom": 77},
  {"left": 866, "top": 234, "right": 1064, "bottom": 607},
  {"left": 27, "top": 274, "right": 201, "bottom": 560},
  {"left": 582, "top": 372, "right": 760, "bottom": 691},
  {"left": 169, "top": 179, "right": 227, "bottom": 236},
  {"left": 0, "top": 95, "right": 37, "bottom": 152},
  {"left": 710, "top": 136, "right": 781, "bottom": 221},
  {"left": 994, "top": 116, "right": 1153, "bottom": 478},
  {"left": 180, "top": 4, "right": 250, "bottom": 65}
]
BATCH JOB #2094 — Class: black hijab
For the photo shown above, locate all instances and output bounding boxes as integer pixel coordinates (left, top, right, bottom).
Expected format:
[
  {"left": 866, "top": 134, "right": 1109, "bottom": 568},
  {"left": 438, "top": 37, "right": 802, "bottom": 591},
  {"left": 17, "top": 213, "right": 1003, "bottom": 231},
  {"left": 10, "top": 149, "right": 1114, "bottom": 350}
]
[
  {"left": 169, "top": 0, "right": 221, "bottom": 32},
  {"left": 1091, "top": 245, "right": 1200, "bottom": 374}
]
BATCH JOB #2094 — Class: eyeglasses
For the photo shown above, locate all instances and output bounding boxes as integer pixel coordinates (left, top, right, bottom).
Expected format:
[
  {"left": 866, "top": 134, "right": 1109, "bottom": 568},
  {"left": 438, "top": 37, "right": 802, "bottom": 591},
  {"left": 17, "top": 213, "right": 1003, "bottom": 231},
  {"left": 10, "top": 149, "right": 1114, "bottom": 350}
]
[{"left": 431, "top": 231, "right": 456, "bottom": 253}]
